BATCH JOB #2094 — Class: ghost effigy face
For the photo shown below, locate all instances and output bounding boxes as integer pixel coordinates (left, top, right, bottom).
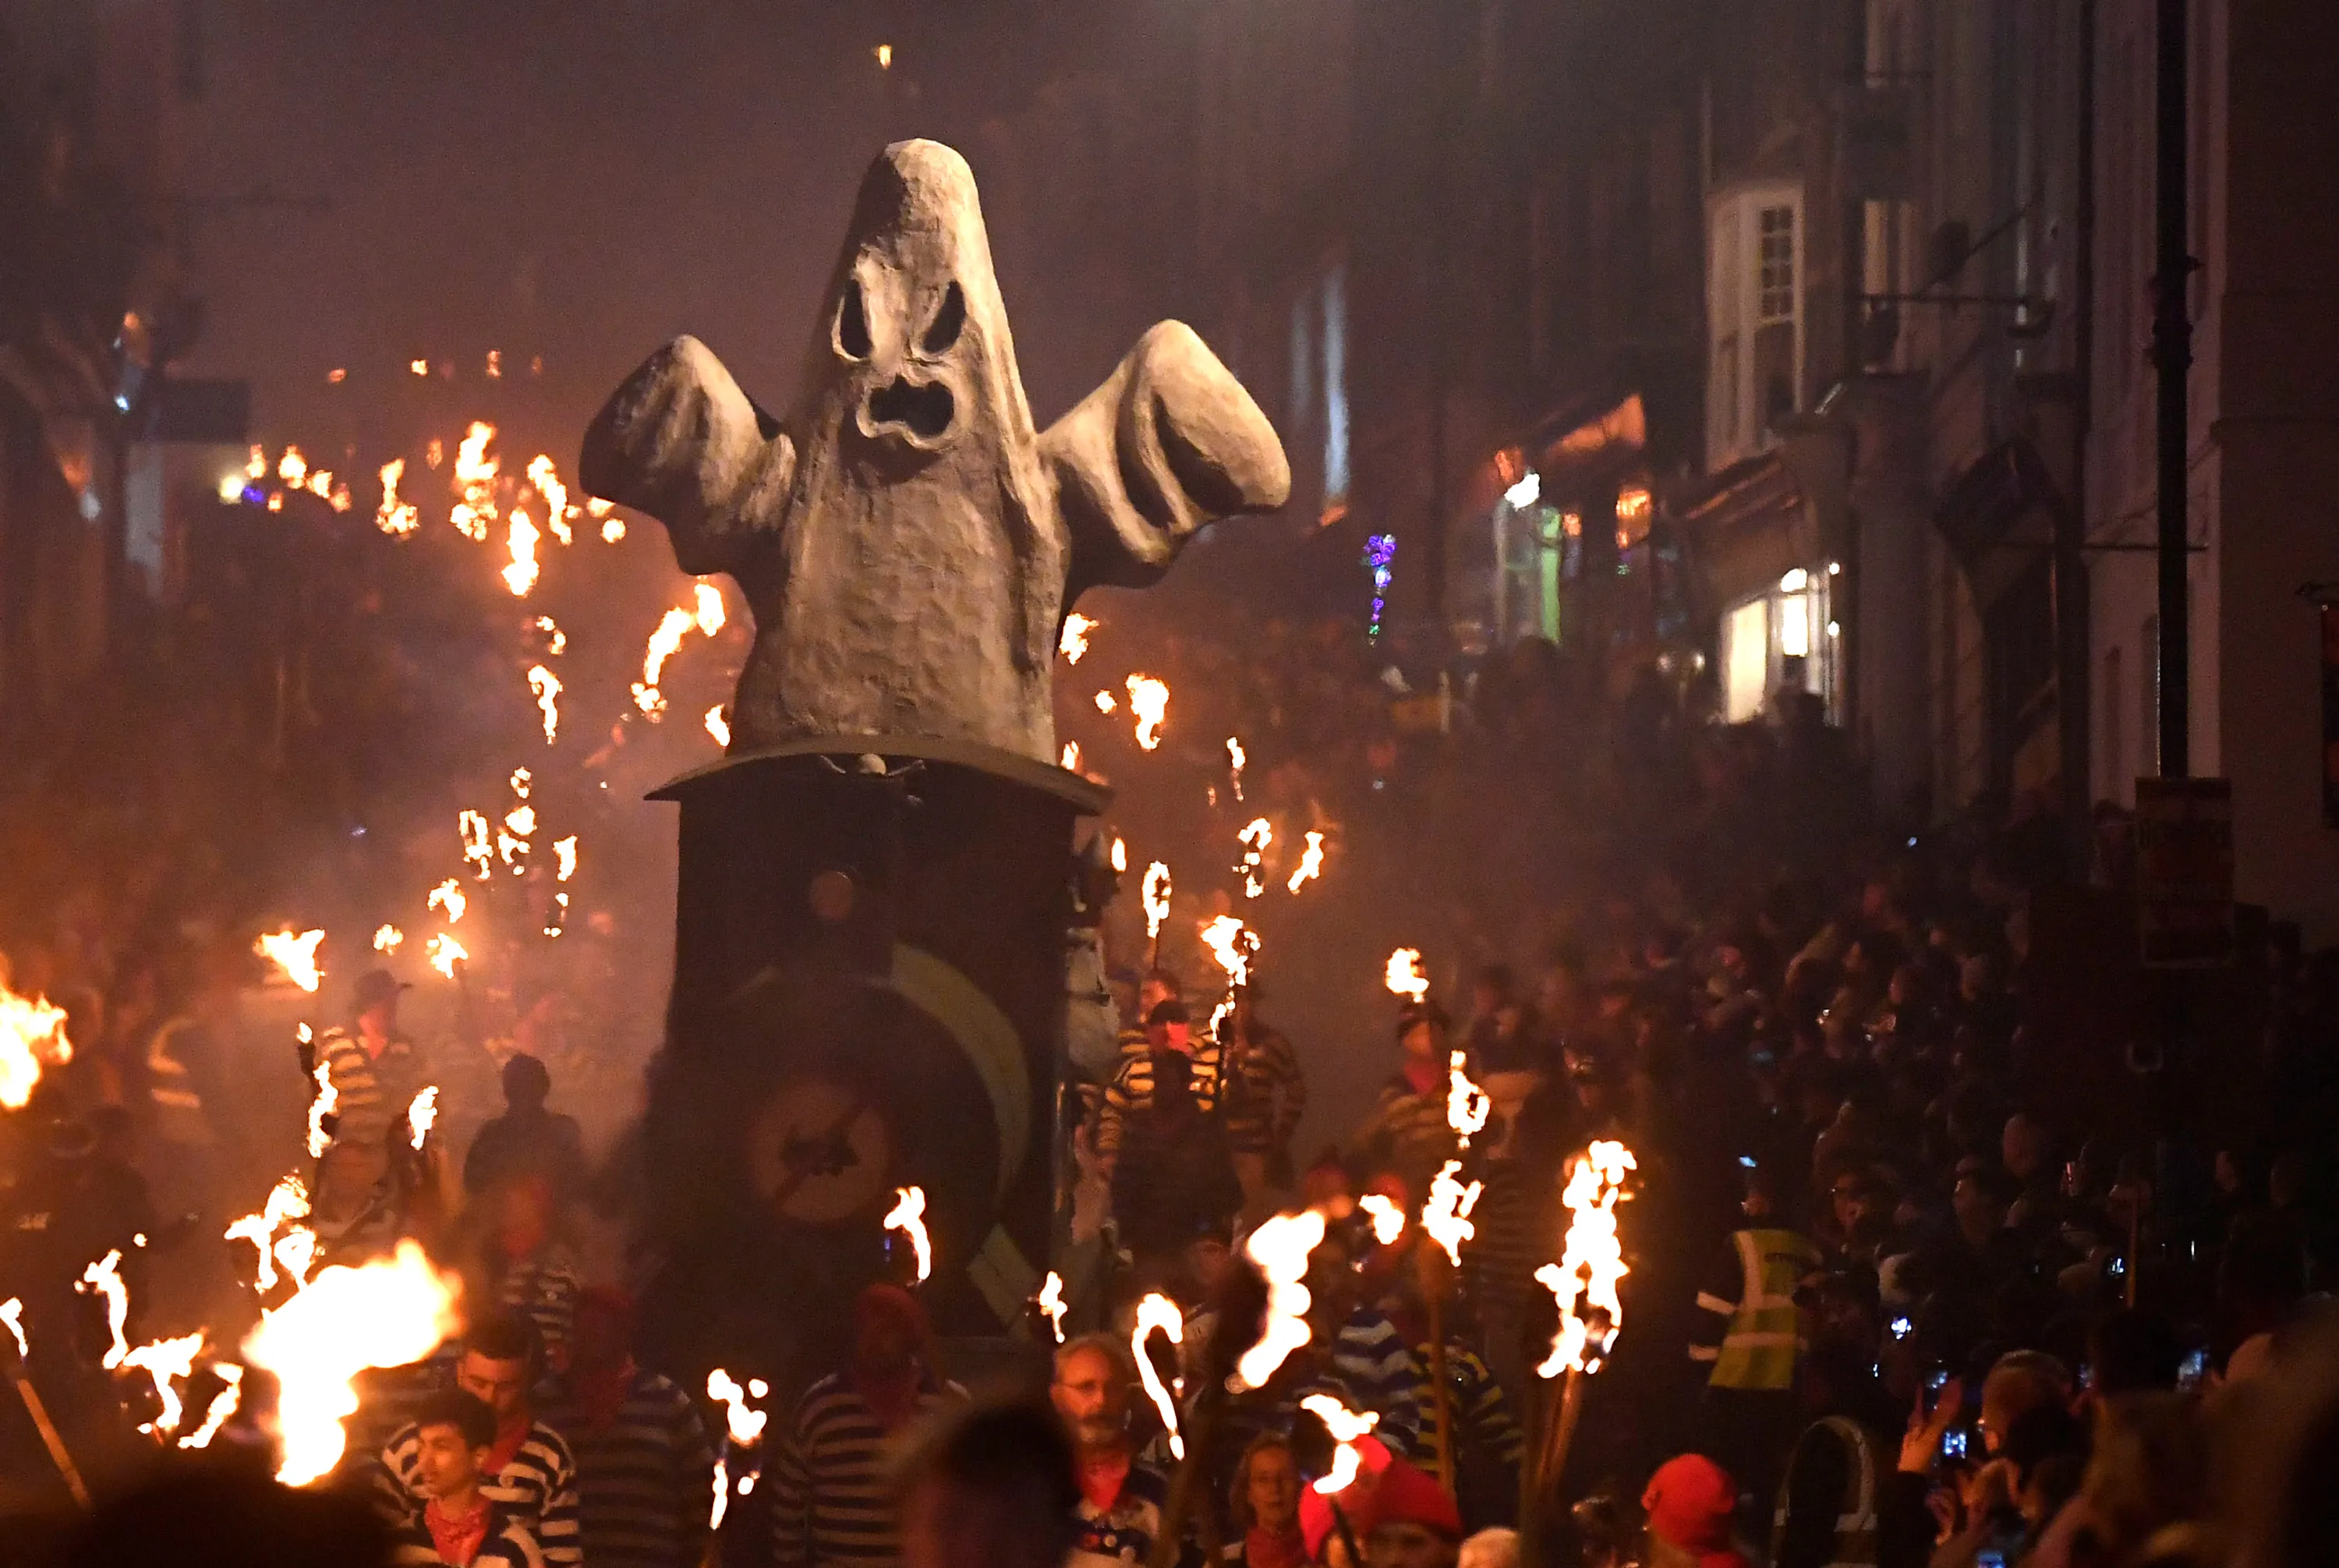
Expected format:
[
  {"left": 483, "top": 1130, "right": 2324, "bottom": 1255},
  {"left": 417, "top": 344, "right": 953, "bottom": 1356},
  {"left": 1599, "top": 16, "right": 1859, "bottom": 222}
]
[{"left": 581, "top": 139, "right": 1290, "bottom": 767}]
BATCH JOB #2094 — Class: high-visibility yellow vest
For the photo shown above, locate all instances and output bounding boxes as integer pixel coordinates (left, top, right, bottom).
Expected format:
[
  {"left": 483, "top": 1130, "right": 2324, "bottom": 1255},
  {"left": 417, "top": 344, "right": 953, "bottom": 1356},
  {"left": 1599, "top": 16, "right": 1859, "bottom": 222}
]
[
  {"left": 1771, "top": 1415, "right": 1881, "bottom": 1568},
  {"left": 1697, "top": 1226, "right": 1820, "bottom": 1392}
]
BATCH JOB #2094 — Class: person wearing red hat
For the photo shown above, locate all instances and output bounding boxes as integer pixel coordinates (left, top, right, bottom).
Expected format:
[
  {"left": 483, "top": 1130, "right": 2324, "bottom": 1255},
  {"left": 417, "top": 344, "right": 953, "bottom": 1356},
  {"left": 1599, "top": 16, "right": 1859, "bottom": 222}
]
[
  {"left": 1299, "top": 1441, "right": 1461, "bottom": 1568},
  {"left": 1640, "top": 1454, "right": 1751, "bottom": 1568}
]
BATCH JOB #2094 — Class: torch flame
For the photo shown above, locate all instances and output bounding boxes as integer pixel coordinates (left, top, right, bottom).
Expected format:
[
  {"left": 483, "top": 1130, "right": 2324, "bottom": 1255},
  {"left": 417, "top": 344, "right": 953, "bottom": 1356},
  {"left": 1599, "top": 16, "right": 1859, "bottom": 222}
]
[
  {"left": 527, "top": 455, "right": 573, "bottom": 544},
  {"left": 535, "top": 614, "right": 566, "bottom": 655},
  {"left": 1384, "top": 948, "right": 1428, "bottom": 1004},
  {"left": 428, "top": 878, "right": 468, "bottom": 923},
  {"left": 706, "top": 706, "right": 731, "bottom": 748},
  {"left": 1198, "top": 915, "right": 1254, "bottom": 989},
  {"left": 1, "top": 1297, "right": 25, "bottom": 1358},
  {"left": 1, "top": 978, "right": 73, "bottom": 1109},
  {"left": 1060, "top": 611, "right": 1096, "bottom": 663},
  {"left": 502, "top": 511, "right": 542, "bottom": 596},
  {"left": 459, "top": 811, "right": 494, "bottom": 880},
  {"left": 883, "top": 1186, "right": 931, "bottom": 1283},
  {"left": 406, "top": 1086, "right": 439, "bottom": 1150},
  {"left": 241, "top": 1239, "right": 462, "bottom": 1485},
  {"left": 694, "top": 582, "right": 727, "bottom": 636},
  {"left": 632, "top": 607, "right": 698, "bottom": 718},
  {"left": 1534, "top": 1140, "right": 1637, "bottom": 1378},
  {"left": 1299, "top": 1394, "right": 1381, "bottom": 1493},
  {"left": 179, "top": 1363, "right": 243, "bottom": 1449},
  {"left": 1286, "top": 831, "right": 1326, "bottom": 894},
  {"left": 376, "top": 458, "right": 419, "bottom": 536},
  {"left": 1420, "top": 1159, "right": 1483, "bottom": 1266},
  {"left": 1227, "top": 737, "right": 1247, "bottom": 799},
  {"left": 1125, "top": 675, "right": 1170, "bottom": 750},
  {"left": 451, "top": 421, "right": 499, "bottom": 540},
  {"left": 1141, "top": 863, "right": 1172, "bottom": 940},
  {"left": 1109, "top": 837, "right": 1127, "bottom": 873},
  {"left": 121, "top": 1331, "right": 205, "bottom": 1434},
  {"left": 1131, "top": 1293, "right": 1186, "bottom": 1459},
  {"left": 553, "top": 835, "right": 579, "bottom": 882},
  {"left": 425, "top": 933, "right": 468, "bottom": 979},
  {"left": 1095, "top": 689, "right": 1117, "bottom": 714},
  {"left": 278, "top": 446, "right": 308, "bottom": 486},
  {"left": 78, "top": 1249, "right": 130, "bottom": 1369},
  {"left": 373, "top": 925, "right": 403, "bottom": 954},
  {"left": 304, "top": 1039, "right": 337, "bottom": 1159},
  {"left": 1447, "top": 1050, "right": 1491, "bottom": 1145},
  {"left": 1358, "top": 1194, "right": 1406, "bottom": 1245},
  {"left": 529, "top": 664, "right": 563, "bottom": 743},
  {"left": 1237, "top": 817, "right": 1273, "bottom": 897},
  {"left": 1060, "top": 741, "right": 1081, "bottom": 772},
  {"left": 1236, "top": 1209, "right": 1326, "bottom": 1389},
  {"left": 225, "top": 1175, "right": 311, "bottom": 1295},
  {"left": 707, "top": 1369, "right": 770, "bottom": 1445},
  {"left": 255, "top": 929, "right": 326, "bottom": 993},
  {"left": 1036, "top": 1272, "right": 1067, "bottom": 1343}
]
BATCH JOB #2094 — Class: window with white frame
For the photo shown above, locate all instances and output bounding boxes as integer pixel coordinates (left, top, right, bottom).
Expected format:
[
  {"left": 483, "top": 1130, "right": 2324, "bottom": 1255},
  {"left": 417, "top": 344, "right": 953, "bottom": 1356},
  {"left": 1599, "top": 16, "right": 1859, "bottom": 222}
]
[{"left": 1707, "top": 181, "right": 1805, "bottom": 472}]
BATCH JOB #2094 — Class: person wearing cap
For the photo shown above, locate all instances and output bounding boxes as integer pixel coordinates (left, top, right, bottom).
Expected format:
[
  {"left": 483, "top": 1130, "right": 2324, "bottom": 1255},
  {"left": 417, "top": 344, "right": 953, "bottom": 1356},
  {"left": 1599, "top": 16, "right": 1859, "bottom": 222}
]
[
  {"left": 1642, "top": 1454, "right": 1750, "bottom": 1568},
  {"left": 1299, "top": 1442, "right": 1461, "bottom": 1568},
  {"left": 315, "top": 968, "right": 423, "bottom": 1243},
  {"left": 1097, "top": 997, "right": 1240, "bottom": 1280}
]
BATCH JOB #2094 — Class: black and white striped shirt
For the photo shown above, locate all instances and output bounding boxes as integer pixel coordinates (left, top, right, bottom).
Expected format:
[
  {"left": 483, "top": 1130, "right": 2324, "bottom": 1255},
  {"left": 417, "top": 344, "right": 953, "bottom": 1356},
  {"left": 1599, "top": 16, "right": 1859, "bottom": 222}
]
[
  {"left": 768, "top": 1373, "right": 965, "bottom": 1568},
  {"left": 321, "top": 1028, "right": 419, "bottom": 1149},
  {"left": 379, "top": 1419, "right": 582, "bottom": 1567},
  {"left": 541, "top": 1371, "right": 715, "bottom": 1568},
  {"left": 388, "top": 1509, "right": 546, "bottom": 1568},
  {"left": 497, "top": 1250, "right": 582, "bottom": 1369}
]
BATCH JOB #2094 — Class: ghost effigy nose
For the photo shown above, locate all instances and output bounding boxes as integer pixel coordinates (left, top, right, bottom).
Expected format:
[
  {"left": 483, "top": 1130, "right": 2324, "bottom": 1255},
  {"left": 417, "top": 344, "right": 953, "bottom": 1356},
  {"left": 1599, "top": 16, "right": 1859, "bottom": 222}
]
[{"left": 867, "top": 377, "right": 954, "bottom": 440}]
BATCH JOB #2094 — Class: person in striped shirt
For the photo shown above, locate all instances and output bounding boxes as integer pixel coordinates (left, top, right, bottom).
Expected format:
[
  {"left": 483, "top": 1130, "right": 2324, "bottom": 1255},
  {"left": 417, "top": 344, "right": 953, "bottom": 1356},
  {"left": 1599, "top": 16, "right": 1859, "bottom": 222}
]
[
  {"left": 540, "top": 1287, "right": 714, "bottom": 1568},
  {"left": 315, "top": 968, "right": 423, "bottom": 1241},
  {"left": 1217, "top": 986, "right": 1307, "bottom": 1217},
  {"left": 1099, "top": 1000, "right": 1242, "bottom": 1275},
  {"left": 770, "top": 1283, "right": 966, "bottom": 1568},
  {"left": 377, "top": 1313, "right": 583, "bottom": 1568},
  {"left": 391, "top": 1389, "right": 547, "bottom": 1567},
  {"left": 1304, "top": 1230, "right": 1424, "bottom": 1461},
  {"left": 1349, "top": 1005, "right": 1460, "bottom": 1202}
]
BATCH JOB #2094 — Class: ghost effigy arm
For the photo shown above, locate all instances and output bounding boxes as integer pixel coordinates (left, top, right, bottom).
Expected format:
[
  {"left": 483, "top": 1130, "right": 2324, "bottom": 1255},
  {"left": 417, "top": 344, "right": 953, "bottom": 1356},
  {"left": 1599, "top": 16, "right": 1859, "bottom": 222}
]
[
  {"left": 579, "top": 334, "right": 797, "bottom": 579},
  {"left": 1042, "top": 320, "right": 1290, "bottom": 596}
]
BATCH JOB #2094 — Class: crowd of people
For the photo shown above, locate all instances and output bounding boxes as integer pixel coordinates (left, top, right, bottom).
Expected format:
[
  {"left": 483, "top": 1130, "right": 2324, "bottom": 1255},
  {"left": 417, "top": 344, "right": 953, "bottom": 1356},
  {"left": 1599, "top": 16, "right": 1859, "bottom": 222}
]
[{"left": 9, "top": 560, "right": 2339, "bottom": 1568}]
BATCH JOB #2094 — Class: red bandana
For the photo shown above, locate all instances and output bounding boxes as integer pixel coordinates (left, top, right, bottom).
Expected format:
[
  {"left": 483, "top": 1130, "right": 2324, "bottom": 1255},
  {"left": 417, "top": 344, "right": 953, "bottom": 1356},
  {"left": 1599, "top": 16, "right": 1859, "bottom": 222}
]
[
  {"left": 425, "top": 1498, "right": 491, "bottom": 1566},
  {"left": 1244, "top": 1526, "right": 1308, "bottom": 1568},
  {"left": 1076, "top": 1451, "right": 1131, "bottom": 1512}
]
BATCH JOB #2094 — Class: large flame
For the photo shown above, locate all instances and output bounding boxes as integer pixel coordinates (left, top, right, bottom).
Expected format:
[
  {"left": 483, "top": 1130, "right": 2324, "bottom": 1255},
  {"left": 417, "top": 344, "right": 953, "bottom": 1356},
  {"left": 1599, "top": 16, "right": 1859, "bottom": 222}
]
[
  {"left": 1534, "top": 1140, "right": 1636, "bottom": 1378},
  {"left": 1131, "top": 1293, "right": 1187, "bottom": 1460},
  {"left": 1286, "top": 830, "right": 1325, "bottom": 894},
  {"left": 1, "top": 978, "right": 73, "bottom": 1109},
  {"left": 1059, "top": 611, "right": 1096, "bottom": 663},
  {"left": 242, "top": 1239, "right": 462, "bottom": 1485},
  {"left": 1125, "top": 674, "right": 1169, "bottom": 750},
  {"left": 1236, "top": 1209, "right": 1325, "bottom": 1389},
  {"left": 1300, "top": 1393, "right": 1380, "bottom": 1493},
  {"left": 1384, "top": 948, "right": 1428, "bottom": 1004},
  {"left": 883, "top": 1186, "right": 931, "bottom": 1283},
  {"left": 255, "top": 929, "right": 325, "bottom": 993}
]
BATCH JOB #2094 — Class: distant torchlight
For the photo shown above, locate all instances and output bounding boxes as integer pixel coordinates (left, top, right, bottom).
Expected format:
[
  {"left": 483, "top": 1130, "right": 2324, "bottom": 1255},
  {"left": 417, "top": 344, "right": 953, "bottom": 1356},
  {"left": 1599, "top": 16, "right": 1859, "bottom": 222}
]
[{"left": 875, "top": 42, "right": 893, "bottom": 69}]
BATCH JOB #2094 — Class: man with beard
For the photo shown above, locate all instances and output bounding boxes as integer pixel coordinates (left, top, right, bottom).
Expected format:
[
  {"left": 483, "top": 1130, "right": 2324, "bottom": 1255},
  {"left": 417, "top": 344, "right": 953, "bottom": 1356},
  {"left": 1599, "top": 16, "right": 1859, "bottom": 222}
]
[{"left": 1049, "top": 1335, "right": 1169, "bottom": 1568}]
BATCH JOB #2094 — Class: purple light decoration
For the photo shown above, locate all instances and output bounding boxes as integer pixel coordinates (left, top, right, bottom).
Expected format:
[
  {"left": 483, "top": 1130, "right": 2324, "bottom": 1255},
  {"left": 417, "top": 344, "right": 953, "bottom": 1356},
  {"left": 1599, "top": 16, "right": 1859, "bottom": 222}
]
[{"left": 1364, "top": 533, "right": 1396, "bottom": 641}]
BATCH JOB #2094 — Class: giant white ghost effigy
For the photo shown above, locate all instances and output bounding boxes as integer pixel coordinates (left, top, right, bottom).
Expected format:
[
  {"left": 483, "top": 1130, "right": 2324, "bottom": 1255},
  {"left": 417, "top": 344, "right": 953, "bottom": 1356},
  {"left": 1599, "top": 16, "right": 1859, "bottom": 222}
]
[{"left": 581, "top": 138, "right": 1291, "bottom": 763}]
